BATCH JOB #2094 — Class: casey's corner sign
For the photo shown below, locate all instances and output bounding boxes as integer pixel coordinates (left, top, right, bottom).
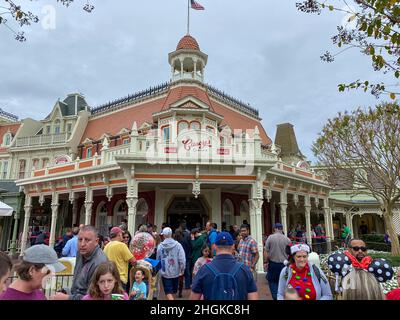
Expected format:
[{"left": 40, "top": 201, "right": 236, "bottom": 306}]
[{"left": 182, "top": 138, "right": 211, "bottom": 152}]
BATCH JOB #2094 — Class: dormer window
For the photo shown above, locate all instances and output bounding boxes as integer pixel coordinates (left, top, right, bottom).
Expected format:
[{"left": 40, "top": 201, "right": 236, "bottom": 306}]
[
  {"left": 162, "top": 126, "right": 170, "bottom": 143},
  {"left": 54, "top": 119, "right": 61, "bottom": 134},
  {"left": 87, "top": 147, "right": 93, "bottom": 158},
  {"left": 3, "top": 132, "right": 12, "bottom": 146},
  {"left": 190, "top": 121, "right": 200, "bottom": 130},
  {"left": 46, "top": 126, "right": 51, "bottom": 134}
]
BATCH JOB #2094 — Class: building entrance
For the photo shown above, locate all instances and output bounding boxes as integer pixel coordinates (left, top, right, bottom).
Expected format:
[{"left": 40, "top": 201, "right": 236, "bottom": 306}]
[{"left": 166, "top": 196, "right": 209, "bottom": 231}]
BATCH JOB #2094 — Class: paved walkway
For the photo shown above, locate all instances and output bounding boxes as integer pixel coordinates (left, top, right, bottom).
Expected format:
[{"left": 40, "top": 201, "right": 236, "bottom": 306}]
[{"left": 158, "top": 273, "right": 273, "bottom": 300}]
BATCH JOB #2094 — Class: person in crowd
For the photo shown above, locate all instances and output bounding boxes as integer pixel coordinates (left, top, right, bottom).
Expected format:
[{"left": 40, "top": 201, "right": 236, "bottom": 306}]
[
  {"left": 190, "top": 228, "right": 207, "bottom": 275},
  {"left": 82, "top": 261, "right": 128, "bottom": 300},
  {"left": 295, "top": 224, "right": 303, "bottom": 241},
  {"left": 205, "top": 221, "right": 218, "bottom": 257},
  {"left": 190, "top": 232, "right": 258, "bottom": 300},
  {"left": 119, "top": 219, "right": 128, "bottom": 232},
  {"left": 386, "top": 271, "right": 400, "bottom": 300},
  {"left": 30, "top": 226, "right": 41, "bottom": 246},
  {"left": 384, "top": 231, "right": 391, "bottom": 245},
  {"left": 237, "top": 224, "right": 259, "bottom": 277},
  {"left": 314, "top": 223, "right": 326, "bottom": 254},
  {"left": 341, "top": 223, "right": 351, "bottom": 247},
  {"left": 344, "top": 238, "right": 372, "bottom": 269},
  {"left": 103, "top": 227, "right": 137, "bottom": 292},
  {"left": 156, "top": 227, "right": 185, "bottom": 300},
  {"left": 54, "top": 228, "right": 73, "bottom": 257},
  {"left": 192, "top": 244, "right": 212, "bottom": 277},
  {"left": 0, "top": 252, "right": 12, "bottom": 294},
  {"left": 284, "top": 286, "right": 301, "bottom": 300},
  {"left": 62, "top": 227, "right": 79, "bottom": 257},
  {"left": 52, "top": 225, "right": 108, "bottom": 300},
  {"left": 0, "top": 245, "right": 65, "bottom": 300},
  {"left": 122, "top": 231, "right": 132, "bottom": 248},
  {"left": 341, "top": 268, "right": 385, "bottom": 300},
  {"left": 130, "top": 269, "right": 147, "bottom": 300},
  {"left": 277, "top": 243, "right": 332, "bottom": 300},
  {"left": 264, "top": 223, "right": 291, "bottom": 300},
  {"left": 177, "top": 220, "right": 192, "bottom": 292}
]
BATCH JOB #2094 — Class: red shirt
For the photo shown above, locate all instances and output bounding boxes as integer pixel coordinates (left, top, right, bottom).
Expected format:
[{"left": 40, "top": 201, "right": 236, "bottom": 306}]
[
  {"left": 288, "top": 263, "right": 317, "bottom": 300},
  {"left": 386, "top": 288, "right": 400, "bottom": 300}
]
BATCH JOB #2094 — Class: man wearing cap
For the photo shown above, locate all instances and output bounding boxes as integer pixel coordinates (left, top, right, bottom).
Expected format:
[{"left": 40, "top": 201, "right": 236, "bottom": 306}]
[
  {"left": 52, "top": 225, "right": 108, "bottom": 300},
  {"left": 1, "top": 245, "right": 65, "bottom": 300},
  {"left": 103, "top": 226, "right": 137, "bottom": 291},
  {"left": 190, "top": 232, "right": 258, "bottom": 300},
  {"left": 264, "top": 223, "right": 291, "bottom": 300},
  {"left": 156, "top": 227, "right": 186, "bottom": 300}
]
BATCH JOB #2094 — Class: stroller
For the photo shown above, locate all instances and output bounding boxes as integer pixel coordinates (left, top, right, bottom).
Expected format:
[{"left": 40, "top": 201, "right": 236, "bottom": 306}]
[{"left": 129, "top": 259, "right": 160, "bottom": 300}]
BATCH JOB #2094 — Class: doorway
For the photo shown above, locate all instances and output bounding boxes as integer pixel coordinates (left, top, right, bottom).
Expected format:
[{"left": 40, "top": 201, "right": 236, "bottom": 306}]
[{"left": 166, "top": 196, "right": 209, "bottom": 231}]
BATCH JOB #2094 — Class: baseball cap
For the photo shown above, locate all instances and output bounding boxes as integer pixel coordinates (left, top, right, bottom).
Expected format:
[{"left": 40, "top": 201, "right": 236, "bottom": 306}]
[
  {"left": 110, "top": 227, "right": 123, "bottom": 237},
  {"left": 274, "top": 223, "right": 283, "bottom": 230},
  {"left": 23, "top": 245, "right": 65, "bottom": 273},
  {"left": 215, "top": 231, "right": 234, "bottom": 246},
  {"left": 161, "top": 227, "right": 172, "bottom": 236}
]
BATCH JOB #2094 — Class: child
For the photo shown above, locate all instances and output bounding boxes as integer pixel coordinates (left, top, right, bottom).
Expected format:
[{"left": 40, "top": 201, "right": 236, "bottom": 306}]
[
  {"left": 130, "top": 269, "right": 147, "bottom": 300},
  {"left": 192, "top": 245, "right": 213, "bottom": 277},
  {"left": 284, "top": 286, "right": 301, "bottom": 300},
  {"left": 82, "top": 261, "right": 128, "bottom": 300}
]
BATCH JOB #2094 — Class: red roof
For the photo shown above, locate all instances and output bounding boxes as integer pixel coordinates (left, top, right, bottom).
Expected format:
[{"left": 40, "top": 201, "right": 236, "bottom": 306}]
[
  {"left": 176, "top": 35, "right": 200, "bottom": 51},
  {"left": 0, "top": 123, "right": 20, "bottom": 140},
  {"left": 81, "top": 84, "right": 272, "bottom": 145}
]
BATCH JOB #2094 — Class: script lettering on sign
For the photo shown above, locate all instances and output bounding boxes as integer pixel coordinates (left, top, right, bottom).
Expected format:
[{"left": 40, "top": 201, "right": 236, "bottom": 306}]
[{"left": 182, "top": 139, "right": 211, "bottom": 151}]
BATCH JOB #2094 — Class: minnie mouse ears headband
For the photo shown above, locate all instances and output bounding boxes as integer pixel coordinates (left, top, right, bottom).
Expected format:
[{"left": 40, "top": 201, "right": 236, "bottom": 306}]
[{"left": 290, "top": 243, "right": 310, "bottom": 255}]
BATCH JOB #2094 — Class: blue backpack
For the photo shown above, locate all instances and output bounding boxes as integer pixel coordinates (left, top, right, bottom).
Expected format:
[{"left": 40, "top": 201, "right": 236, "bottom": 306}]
[{"left": 205, "top": 262, "right": 243, "bottom": 300}]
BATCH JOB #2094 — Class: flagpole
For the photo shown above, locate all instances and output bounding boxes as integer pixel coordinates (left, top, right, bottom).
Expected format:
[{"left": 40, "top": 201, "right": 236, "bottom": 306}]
[{"left": 187, "top": 0, "right": 190, "bottom": 35}]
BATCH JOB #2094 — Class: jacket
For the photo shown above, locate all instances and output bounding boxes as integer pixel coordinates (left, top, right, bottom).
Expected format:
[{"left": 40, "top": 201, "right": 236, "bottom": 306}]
[
  {"left": 277, "top": 262, "right": 333, "bottom": 300},
  {"left": 156, "top": 238, "right": 186, "bottom": 279},
  {"left": 69, "top": 246, "right": 108, "bottom": 300}
]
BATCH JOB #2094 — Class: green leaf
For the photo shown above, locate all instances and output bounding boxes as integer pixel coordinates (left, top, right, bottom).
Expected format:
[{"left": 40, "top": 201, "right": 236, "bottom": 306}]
[
  {"left": 383, "top": 24, "right": 391, "bottom": 35},
  {"left": 390, "top": 92, "right": 396, "bottom": 100},
  {"left": 395, "top": 71, "right": 400, "bottom": 78},
  {"left": 370, "top": 46, "right": 375, "bottom": 55},
  {"left": 328, "top": 5, "right": 334, "bottom": 11}
]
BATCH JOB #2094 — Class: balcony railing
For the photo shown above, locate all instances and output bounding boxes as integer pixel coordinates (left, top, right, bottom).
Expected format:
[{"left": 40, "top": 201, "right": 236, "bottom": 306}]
[{"left": 15, "top": 133, "right": 69, "bottom": 148}]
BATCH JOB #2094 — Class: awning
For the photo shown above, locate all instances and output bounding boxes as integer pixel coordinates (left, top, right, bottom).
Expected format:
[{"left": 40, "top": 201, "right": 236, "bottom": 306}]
[{"left": 0, "top": 201, "right": 13, "bottom": 216}]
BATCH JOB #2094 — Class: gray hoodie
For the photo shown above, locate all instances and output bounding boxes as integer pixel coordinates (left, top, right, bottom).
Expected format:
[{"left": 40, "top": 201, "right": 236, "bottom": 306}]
[{"left": 156, "top": 238, "right": 186, "bottom": 279}]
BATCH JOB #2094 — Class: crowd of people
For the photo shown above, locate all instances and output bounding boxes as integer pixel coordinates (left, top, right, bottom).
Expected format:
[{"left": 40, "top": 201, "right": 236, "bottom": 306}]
[{"left": 0, "top": 218, "right": 399, "bottom": 301}]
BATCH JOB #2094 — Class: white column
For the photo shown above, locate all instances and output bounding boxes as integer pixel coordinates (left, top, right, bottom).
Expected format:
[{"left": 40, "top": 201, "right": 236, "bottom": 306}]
[
  {"left": 323, "top": 199, "right": 332, "bottom": 252},
  {"left": 84, "top": 188, "right": 93, "bottom": 226},
  {"left": 49, "top": 192, "right": 59, "bottom": 247},
  {"left": 126, "top": 177, "right": 139, "bottom": 235},
  {"left": 19, "top": 195, "right": 32, "bottom": 256},
  {"left": 345, "top": 210, "right": 353, "bottom": 237},
  {"left": 304, "top": 194, "right": 312, "bottom": 245},
  {"left": 250, "top": 182, "right": 264, "bottom": 273},
  {"left": 279, "top": 189, "right": 288, "bottom": 236}
]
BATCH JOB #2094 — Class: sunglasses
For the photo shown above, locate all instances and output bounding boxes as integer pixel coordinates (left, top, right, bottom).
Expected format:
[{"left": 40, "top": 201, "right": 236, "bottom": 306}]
[{"left": 350, "top": 246, "right": 367, "bottom": 252}]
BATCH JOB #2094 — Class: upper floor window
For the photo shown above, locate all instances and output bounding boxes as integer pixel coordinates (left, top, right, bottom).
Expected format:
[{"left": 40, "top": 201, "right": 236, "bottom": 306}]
[
  {"left": 4, "top": 133, "right": 11, "bottom": 146},
  {"left": 2, "top": 161, "right": 8, "bottom": 179},
  {"left": 206, "top": 126, "right": 215, "bottom": 134},
  {"left": 54, "top": 120, "right": 61, "bottom": 134},
  {"left": 123, "top": 138, "right": 130, "bottom": 145},
  {"left": 162, "top": 126, "right": 170, "bottom": 143},
  {"left": 67, "top": 123, "right": 72, "bottom": 133},
  {"left": 18, "top": 160, "right": 26, "bottom": 179},
  {"left": 87, "top": 147, "right": 92, "bottom": 158},
  {"left": 42, "top": 158, "right": 49, "bottom": 168},
  {"left": 46, "top": 126, "right": 51, "bottom": 134},
  {"left": 178, "top": 121, "right": 189, "bottom": 134},
  {"left": 190, "top": 121, "right": 201, "bottom": 130},
  {"left": 32, "top": 159, "right": 40, "bottom": 170}
]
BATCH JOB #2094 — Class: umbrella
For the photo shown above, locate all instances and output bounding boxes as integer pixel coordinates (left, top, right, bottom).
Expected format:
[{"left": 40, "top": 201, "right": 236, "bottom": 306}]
[{"left": 0, "top": 201, "right": 13, "bottom": 216}]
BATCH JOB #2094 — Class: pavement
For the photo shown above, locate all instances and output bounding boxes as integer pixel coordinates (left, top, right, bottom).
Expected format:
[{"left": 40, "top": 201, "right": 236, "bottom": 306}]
[{"left": 157, "top": 272, "right": 273, "bottom": 300}]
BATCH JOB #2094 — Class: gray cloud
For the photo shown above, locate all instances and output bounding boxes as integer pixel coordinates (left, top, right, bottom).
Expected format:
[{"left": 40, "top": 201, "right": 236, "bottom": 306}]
[{"left": 0, "top": 0, "right": 390, "bottom": 161}]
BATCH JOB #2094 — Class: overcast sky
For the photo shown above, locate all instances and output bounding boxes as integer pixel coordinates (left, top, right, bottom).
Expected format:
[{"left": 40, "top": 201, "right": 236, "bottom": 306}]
[{"left": 0, "top": 0, "right": 390, "bottom": 161}]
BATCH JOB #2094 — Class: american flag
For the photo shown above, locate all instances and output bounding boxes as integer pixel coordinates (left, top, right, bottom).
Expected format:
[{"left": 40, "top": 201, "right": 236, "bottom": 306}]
[{"left": 191, "top": 0, "right": 205, "bottom": 10}]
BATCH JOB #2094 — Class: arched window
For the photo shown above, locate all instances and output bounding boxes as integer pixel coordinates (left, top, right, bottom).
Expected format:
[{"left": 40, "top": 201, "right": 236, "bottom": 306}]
[
  {"left": 240, "top": 200, "right": 250, "bottom": 226},
  {"left": 3, "top": 133, "right": 11, "bottom": 146},
  {"left": 136, "top": 198, "right": 149, "bottom": 231},
  {"left": 190, "top": 121, "right": 201, "bottom": 130},
  {"left": 113, "top": 200, "right": 127, "bottom": 226},
  {"left": 96, "top": 202, "right": 109, "bottom": 237},
  {"left": 178, "top": 121, "right": 189, "bottom": 134},
  {"left": 222, "top": 199, "right": 234, "bottom": 227},
  {"left": 18, "top": 160, "right": 26, "bottom": 179}
]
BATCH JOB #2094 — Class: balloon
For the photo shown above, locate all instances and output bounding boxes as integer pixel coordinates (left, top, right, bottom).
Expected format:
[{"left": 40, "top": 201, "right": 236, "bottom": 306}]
[
  {"left": 367, "top": 258, "right": 394, "bottom": 283},
  {"left": 327, "top": 252, "right": 352, "bottom": 276},
  {"left": 131, "top": 232, "right": 155, "bottom": 260}
]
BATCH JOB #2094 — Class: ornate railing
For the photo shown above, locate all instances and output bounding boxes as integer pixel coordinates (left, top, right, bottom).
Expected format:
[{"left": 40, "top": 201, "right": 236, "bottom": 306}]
[{"left": 15, "top": 133, "right": 69, "bottom": 148}]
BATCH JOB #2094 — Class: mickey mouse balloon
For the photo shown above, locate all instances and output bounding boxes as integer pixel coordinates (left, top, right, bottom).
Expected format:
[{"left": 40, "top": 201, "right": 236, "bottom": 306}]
[
  {"left": 327, "top": 252, "right": 351, "bottom": 276},
  {"left": 368, "top": 258, "right": 394, "bottom": 283}
]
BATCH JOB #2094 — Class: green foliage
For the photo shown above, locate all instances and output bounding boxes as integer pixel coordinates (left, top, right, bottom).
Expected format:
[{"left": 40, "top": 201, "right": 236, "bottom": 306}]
[
  {"left": 370, "top": 252, "right": 400, "bottom": 266},
  {"left": 297, "top": 0, "right": 400, "bottom": 98}
]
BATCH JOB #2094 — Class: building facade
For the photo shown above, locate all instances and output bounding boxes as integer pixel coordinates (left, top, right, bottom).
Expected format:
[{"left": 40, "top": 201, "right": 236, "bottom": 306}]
[{"left": 2, "top": 35, "right": 334, "bottom": 271}]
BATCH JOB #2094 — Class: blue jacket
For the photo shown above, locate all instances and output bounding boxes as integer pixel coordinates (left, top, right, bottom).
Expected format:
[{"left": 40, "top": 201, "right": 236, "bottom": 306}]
[
  {"left": 277, "top": 262, "right": 332, "bottom": 300},
  {"left": 62, "top": 236, "right": 78, "bottom": 257}
]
